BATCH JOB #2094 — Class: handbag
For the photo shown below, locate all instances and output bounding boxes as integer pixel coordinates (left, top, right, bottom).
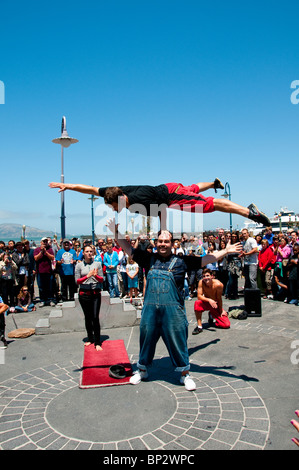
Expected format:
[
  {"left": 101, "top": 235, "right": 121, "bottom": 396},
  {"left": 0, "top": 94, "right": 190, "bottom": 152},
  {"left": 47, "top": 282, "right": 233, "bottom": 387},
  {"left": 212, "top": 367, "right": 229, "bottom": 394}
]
[{"left": 228, "top": 258, "right": 242, "bottom": 276}]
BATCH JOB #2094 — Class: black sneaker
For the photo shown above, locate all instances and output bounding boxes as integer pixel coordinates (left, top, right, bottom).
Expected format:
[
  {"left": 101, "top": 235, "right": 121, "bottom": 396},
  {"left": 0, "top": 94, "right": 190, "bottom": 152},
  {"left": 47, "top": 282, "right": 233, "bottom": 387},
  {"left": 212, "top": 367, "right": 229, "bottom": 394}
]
[
  {"left": 214, "top": 178, "right": 224, "bottom": 193},
  {"left": 192, "top": 326, "right": 203, "bottom": 335},
  {"left": 247, "top": 203, "right": 270, "bottom": 227}
]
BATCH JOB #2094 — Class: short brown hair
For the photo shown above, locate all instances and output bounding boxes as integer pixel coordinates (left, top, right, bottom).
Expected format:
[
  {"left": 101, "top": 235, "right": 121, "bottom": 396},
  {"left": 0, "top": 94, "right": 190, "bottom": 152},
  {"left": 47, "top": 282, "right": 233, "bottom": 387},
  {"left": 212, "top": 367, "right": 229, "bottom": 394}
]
[
  {"left": 104, "top": 187, "right": 124, "bottom": 205},
  {"left": 202, "top": 268, "right": 213, "bottom": 275}
]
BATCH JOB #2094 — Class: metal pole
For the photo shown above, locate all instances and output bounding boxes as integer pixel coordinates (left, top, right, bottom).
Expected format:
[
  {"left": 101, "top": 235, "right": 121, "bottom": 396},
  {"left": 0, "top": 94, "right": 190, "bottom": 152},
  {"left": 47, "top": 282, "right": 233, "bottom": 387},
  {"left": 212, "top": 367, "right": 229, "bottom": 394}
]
[
  {"left": 88, "top": 194, "right": 98, "bottom": 245},
  {"left": 91, "top": 195, "right": 95, "bottom": 245},
  {"left": 225, "top": 182, "right": 232, "bottom": 232},
  {"left": 60, "top": 145, "right": 66, "bottom": 239}
]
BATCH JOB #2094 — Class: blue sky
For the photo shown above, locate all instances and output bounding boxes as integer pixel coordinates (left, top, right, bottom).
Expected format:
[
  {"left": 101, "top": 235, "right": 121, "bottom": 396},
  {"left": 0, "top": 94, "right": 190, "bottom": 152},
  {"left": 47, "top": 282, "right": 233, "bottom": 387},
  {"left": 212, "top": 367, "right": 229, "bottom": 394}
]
[{"left": 0, "top": 1, "right": 299, "bottom": 238}]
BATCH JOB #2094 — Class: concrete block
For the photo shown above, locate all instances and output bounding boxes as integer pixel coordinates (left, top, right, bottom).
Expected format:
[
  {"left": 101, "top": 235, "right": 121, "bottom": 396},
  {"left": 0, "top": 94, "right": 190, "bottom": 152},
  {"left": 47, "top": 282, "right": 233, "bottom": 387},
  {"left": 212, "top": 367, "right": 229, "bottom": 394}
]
[
  {"left": 35, "top": 318, "right": 50, "bottom": 335},
  {"left": 61, "top": 301, "right": 76, "bottom": 308},
  {"left": 36, "top": 290, "right": 140, "bottom": 335},
  {"left": 36, "top": 318, "right": 50, "bottom": 328},
  {"left": 49, "top": 309, "right": 63, "bottom": 318}
]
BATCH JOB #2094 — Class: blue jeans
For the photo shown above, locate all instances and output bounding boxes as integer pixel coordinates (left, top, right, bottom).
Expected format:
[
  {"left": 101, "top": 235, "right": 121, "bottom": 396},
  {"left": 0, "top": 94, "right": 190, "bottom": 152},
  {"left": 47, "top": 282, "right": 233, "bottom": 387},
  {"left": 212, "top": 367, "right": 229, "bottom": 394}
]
[
  {"left": 138, "top": 268, "right": 190, "bottom": 372},
  {"left": 106, "top": 272, "right": 120, "bottom": 298},
  {"left": 15, "top": 303, "right": 35, "bottom": 312},
  {"left": 226, "top": 272, "right": 239, "bottom": 298}
]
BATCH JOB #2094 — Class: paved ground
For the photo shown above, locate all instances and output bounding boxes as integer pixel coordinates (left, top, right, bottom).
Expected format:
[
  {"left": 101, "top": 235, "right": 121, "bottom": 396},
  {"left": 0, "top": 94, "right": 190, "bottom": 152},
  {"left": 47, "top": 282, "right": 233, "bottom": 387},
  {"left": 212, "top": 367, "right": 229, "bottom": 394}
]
[{"left": 0, "top": 292, "right": 298, "bottom": 451}]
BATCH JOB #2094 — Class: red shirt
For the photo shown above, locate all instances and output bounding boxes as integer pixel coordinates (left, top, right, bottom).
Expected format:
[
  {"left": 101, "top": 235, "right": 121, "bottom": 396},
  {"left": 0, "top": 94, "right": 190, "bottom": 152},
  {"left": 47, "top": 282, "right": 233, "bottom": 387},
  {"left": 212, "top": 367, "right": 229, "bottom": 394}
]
[
  {"left": 258, "top": 246, "right": 276, "bottom": 271},
  {"left": 34, "top": 247, "right": 54, "bottom": 274}
]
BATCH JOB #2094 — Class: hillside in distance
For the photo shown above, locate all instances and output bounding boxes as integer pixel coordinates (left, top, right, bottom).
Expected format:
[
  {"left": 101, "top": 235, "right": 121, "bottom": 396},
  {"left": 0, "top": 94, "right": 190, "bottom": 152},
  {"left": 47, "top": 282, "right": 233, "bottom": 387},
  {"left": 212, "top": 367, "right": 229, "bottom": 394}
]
[{"left": 0, "top": 224, "right": 57, "bottom": 240}]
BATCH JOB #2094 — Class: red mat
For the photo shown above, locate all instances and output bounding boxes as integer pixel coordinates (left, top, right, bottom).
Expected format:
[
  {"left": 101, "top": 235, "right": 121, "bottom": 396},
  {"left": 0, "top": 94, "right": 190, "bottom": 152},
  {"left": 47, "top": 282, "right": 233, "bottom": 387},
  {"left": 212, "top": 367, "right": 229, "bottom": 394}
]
[{"left": 79, "top": 340, "right": 133, "bottom": 389}]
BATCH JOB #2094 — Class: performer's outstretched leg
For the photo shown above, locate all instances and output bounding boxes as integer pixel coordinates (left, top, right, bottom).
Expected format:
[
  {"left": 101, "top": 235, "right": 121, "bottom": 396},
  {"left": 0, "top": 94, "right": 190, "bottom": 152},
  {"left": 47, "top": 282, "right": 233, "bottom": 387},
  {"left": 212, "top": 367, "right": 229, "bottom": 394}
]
[
  {"left": 195, "top": 178, "right": 224, "bottom": 193},
  {"left": 213, "top": 199, "right": 270, "bottom": 226},
  {"left": 166, "top": 182, "right": 270, "bottom": 226}
]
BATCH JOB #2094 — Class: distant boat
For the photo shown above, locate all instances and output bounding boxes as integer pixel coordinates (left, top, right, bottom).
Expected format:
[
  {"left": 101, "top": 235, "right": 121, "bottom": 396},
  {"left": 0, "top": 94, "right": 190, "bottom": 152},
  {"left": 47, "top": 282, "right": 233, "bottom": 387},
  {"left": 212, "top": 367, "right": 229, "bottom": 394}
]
[{"left": 243, "top": 207, "right": 299, "bottom": 235}]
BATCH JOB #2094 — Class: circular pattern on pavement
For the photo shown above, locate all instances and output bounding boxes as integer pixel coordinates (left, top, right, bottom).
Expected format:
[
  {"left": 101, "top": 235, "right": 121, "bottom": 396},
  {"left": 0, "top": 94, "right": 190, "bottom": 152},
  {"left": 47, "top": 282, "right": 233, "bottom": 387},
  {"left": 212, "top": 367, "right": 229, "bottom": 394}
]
[
  {"left": 0, "top": 360, "right": 270, "bottom": 450},
  {"left": 46, "top": 382, "right": 177, "bottom": 442}
]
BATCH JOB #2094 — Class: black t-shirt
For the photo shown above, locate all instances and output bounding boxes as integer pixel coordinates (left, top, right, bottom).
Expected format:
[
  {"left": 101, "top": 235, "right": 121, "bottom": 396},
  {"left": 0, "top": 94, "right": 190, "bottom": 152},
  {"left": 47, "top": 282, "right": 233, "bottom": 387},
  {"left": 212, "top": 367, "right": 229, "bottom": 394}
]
[
  {"left": 99, "top": 184, "right": 169, "bottom": 216},
  {"left": 132, "top": 246, "right": 202, "bottom": 304},
  {"left": 288, "top": 254, "right": 299, "bottom": 281}
]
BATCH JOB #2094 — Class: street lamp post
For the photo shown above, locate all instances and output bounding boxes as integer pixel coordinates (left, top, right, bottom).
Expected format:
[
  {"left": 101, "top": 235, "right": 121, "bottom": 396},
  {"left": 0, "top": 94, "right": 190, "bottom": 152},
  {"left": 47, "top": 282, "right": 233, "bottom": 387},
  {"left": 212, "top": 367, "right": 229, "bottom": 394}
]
[
  {"left": 222, "top": 182, "right": 232, "bottom": 232},
  {"left": 52, "top": 117, "right": 78, "bottom": 239},
  {"left": 278, "top": 213, "right": 282, "bottom": 232},
  {"left": 88, "top": 194, "right": 99, "bottom": 245}
]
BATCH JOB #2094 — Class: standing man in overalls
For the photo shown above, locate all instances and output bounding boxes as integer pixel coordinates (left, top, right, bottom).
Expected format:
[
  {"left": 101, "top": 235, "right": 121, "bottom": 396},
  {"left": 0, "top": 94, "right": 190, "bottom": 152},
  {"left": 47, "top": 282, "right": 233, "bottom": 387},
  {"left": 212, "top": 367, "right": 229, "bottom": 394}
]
[{"left": 106, "top": 218, "right": 242, "bottom": 391}]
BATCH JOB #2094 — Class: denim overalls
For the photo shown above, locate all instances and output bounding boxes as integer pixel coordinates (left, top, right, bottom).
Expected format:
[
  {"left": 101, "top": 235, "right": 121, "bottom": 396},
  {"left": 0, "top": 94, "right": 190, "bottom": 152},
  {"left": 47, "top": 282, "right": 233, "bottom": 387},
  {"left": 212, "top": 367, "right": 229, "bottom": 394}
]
[{"left": 137, "top": 256, "right": 190, "bottom": 373}]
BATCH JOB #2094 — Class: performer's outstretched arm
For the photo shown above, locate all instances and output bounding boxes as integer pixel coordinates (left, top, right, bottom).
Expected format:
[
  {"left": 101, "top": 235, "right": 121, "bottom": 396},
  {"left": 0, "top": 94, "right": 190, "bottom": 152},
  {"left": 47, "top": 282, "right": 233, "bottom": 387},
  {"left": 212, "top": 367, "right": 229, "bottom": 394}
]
[
  {"left": 49, "top": 182, "right": 100, "bottom": 196},
  {"left": 106, "top": 218, "right": 133, "bottom": 256},
  {"left": 201, "top": 242, "right": 242, "bottom": 267}
]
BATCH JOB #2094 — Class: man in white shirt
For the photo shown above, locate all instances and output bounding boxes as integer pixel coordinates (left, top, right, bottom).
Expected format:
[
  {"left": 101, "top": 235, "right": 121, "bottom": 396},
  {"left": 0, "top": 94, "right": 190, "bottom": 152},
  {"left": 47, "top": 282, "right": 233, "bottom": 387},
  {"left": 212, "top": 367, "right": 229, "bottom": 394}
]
[{"left": 240, "top": 228, "right": 258, "bottom": 289}]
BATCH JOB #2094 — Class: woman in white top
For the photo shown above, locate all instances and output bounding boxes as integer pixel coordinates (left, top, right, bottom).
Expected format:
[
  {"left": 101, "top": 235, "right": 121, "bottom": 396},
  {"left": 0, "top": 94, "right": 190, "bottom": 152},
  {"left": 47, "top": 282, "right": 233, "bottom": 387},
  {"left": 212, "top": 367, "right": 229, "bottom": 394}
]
[{"left": 75, "top": 245, "right": 103, "bottom": 351}]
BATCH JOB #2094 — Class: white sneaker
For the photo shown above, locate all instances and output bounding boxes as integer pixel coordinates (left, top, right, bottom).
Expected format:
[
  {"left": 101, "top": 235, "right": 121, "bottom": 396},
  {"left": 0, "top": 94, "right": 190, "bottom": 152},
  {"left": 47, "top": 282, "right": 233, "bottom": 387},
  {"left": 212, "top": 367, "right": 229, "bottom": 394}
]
[
  {"left": 180, "top": 374, "right": 196, "bottom": 391},
  {"left": 129, "top": 369, "right": 148, "bottom": 385}
]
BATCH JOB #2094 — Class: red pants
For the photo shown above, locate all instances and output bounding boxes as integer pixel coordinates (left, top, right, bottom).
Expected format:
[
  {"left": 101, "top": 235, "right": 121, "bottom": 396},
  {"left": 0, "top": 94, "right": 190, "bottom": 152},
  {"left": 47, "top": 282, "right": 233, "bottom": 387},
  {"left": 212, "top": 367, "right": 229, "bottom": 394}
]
[
  {"left": 165, "top": 183, "right": 215, "bottom": 213},
  {"left": 194, "top": 300, "right": 230, "bottom": 329}
]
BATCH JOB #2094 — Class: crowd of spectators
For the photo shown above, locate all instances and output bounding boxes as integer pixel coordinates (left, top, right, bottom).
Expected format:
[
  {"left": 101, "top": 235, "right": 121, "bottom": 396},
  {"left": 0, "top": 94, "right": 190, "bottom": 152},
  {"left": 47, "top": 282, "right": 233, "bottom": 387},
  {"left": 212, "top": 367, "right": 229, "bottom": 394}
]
[{"left": 0, "top": 224, "right": 298, "bottom": 313}]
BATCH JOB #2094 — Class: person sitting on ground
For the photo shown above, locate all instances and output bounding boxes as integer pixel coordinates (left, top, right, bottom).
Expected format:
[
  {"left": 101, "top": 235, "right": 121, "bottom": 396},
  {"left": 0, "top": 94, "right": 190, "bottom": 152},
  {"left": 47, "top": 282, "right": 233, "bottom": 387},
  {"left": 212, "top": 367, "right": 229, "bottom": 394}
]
[
  {"left": 49, "top": 179, "right": 270, "bottom": 230},
  {"left": 272, "top": 275, "right": 289, "bottom": 302},
  {"left": 193, "top": 268, "right": 230, "bottom": 334},
  {"left": 13, "top": 286, "right": 36, "bottom": 313}
]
